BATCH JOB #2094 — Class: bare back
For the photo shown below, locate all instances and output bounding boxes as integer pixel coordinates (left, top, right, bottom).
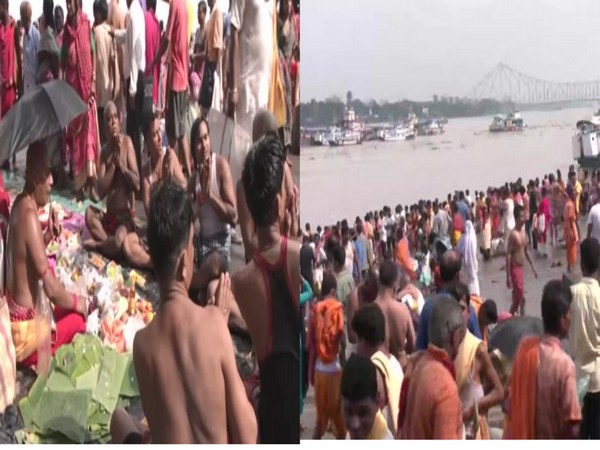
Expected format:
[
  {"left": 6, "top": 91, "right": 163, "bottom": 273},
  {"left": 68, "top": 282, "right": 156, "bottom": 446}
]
[
  {"left": 6, "top": 194, "right": 44, "bottom": 309},
  {"left": 375, "top": 295, "right": 415, "bottom": 362},
  {"left": 133, "top": 299, "right": 230, "bottom": 443}
]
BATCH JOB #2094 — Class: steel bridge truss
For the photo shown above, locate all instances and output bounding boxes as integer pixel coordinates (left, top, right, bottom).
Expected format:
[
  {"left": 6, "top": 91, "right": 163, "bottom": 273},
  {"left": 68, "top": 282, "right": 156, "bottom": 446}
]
[{"left": 467, "top": 63, "right": 600, "bottom": 104}]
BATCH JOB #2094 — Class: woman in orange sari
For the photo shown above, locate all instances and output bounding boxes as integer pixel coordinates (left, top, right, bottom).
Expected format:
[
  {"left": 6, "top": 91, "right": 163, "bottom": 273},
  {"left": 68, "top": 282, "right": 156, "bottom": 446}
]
[
  {"left": 563, "top": 185, "right": 579, "bottom": 272},
  {"left": 60, "top": 0, "right": 99, "bottom": 201}
]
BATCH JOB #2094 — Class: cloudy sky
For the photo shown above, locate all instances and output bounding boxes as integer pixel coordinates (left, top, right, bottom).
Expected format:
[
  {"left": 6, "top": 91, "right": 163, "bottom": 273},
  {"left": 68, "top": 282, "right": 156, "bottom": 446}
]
[{"left": 301, "top": 0, "right": 600, "bottom": 102}]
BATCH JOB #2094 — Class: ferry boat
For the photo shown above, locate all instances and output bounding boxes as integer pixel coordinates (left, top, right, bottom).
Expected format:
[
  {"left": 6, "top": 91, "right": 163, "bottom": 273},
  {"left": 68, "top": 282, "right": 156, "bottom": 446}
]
[
  {"left": 416, "top": 117, "right": 446, "bottom": 136},
  {"left": 489, "top": 112, "right": 524, "bottom": 132},
  {"left": 573, "top": 116, "right": 600, "bottom": 169},
  {"left": 378, "top": 125, "right": 416, "bottom": 141},
  {"left": 327, "top": 107, "right": 364, "bottom": 146}
]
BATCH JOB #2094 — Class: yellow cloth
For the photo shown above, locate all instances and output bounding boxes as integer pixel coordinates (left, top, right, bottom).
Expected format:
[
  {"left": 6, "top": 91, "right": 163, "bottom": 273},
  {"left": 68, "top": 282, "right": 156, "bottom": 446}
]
[
  {"left": 187, "top": 0, "right": 194, "bottom": 42},
  {"left": 0, "top": 300, "right": 16, "bottom": 412},
  {"left": 569, "top": 277, "right": 600, "bottom": 393},
  {"left": 367, "top": 410, "right": 393, "bottom": 440},
  {"left": 575, "top": 180, "right": 582, "bottom": 215},
  {"left": 371, "top": 351, "right": 402, "bottom": 436},
  {"left": 455, "top": 330, "right": 481, "bottom": 392},
  {"left": 10, "top": 319, "right": 38, "bottom": 363},
  {"left": 452, "top": 230, "right": 462, "bottom": 248},
  {"left": 267, "top": 0, "right": 286, "bottom": 127}
]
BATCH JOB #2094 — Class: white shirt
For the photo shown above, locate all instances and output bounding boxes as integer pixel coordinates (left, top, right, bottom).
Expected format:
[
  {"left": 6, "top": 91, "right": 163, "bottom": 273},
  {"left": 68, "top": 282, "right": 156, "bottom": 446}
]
[
  {"left": 588, "top": 204, "right": 600, "bottom": 243},
  {"left": 115, "top": 0, "right": 146, "bottom": 98},
  {"left": 570, "top": 278, "right": 600, "bottom": 393},
  {"left": 230, "top": 0, "right": 273, "bottom": 135}
]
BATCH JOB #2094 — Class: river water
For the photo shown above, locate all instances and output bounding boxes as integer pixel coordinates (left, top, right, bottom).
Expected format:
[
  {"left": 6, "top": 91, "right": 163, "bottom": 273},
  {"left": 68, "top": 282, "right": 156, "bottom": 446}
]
[{"left": 300, "top": 107, "right": 590, "bottom": 227}]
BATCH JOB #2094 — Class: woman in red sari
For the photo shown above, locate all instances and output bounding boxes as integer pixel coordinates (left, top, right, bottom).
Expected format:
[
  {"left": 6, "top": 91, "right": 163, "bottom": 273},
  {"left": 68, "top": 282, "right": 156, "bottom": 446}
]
[{"left": 60, "top": 0, "right": 99, "bottom": 201}]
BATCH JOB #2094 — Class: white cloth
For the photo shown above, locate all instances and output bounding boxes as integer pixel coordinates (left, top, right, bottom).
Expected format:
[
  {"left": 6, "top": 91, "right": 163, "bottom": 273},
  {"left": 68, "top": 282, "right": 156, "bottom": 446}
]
[
  {"left": 230, "top": 0, "right": 274, "bottom": 137},
  {"left": 114, "top": 0, "right": 146, "bottom": 98},
  {"left": 587, "top": 204, "right": 600, "bottom": 243},
  {"left": 502, "top": 198, "right": 515, "bottom": 233},
  {"left": 460, "top": 221, "right": 480, "bottom": 296}
]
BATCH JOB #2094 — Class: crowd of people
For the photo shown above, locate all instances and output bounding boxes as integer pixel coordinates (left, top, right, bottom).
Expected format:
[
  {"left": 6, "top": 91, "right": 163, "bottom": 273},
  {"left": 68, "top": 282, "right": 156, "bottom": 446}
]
[
  {"left": 300, "top": 165, "right": 600, "bottom": 439},
  {"left": 0, "top": 0, "right": 302, "bottom": 444}
]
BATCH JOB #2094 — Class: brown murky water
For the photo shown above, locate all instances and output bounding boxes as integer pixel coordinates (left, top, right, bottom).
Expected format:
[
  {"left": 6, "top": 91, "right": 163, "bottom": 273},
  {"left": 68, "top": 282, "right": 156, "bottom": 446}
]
[{"left": 300, "top": 107, "right": 589, "bottom": 227}]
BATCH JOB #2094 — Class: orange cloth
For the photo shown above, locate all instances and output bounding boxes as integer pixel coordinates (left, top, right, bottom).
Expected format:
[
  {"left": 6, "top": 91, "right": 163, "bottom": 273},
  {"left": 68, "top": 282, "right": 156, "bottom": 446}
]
[
  {"left": 505, "top": 336, "right": 540, "bottom": 439},
  {"left": 535, "top": 336, "right": 582, "bottom": 439},
  {"left": 564, "top": 199, "right": 578, "bottom": 267},
  {"left": 395, "top": 238, "right": 415, "bottom": 281},
  {"left": 314, "top": 370, "right": 346, "bottom": 439},
  {"left": 315, "top": 297, "right": 344, "bottom": 364},
  {"left": 399, "top": 346, "right": 462, "bottom": 439}
]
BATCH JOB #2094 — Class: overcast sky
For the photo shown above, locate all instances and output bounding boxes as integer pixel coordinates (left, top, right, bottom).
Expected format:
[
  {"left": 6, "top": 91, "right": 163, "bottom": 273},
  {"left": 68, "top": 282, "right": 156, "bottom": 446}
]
[{"left": 301, "top": 0, "right": 600, "bottom": 102}]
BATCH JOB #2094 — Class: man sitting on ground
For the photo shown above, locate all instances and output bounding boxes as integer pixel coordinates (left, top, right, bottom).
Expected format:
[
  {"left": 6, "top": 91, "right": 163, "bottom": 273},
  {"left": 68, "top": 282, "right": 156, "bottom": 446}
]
[
  {"left": 84, "top": 102, "right": 140, "bottom": 260},
  {"left": 6, "top": 142, "right": 87, "bottom": 368},
  {"left": 122, "top": 112, "right": 186, "bottom": 269},
  {"left": 120, "top": 182, "right": 256, "bottom": 444},
  {"left": 189, "top": 117, "right": 237, "bottom": 270}
]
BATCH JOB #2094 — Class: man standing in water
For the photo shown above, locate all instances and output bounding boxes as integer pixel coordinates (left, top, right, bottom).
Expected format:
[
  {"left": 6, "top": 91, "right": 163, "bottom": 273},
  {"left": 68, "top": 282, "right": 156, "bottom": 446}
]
[
  {"left": 84, "top": 102, "right": 140, "bottom": 259},
  {"left": 232, "top": 135, "right": 300, "bottom": 443},
  {"left": 129, "top": 182, "right": 257, "bottom": 444},
  {"left": 506, "top": 204, "right": 538, "bottom": 316}
]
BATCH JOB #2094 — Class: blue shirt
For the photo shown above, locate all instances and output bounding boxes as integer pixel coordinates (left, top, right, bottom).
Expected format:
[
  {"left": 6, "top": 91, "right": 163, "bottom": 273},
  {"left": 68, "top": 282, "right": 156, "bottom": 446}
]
[
  {"left": 23, "top": 25, "right": 40, "bottom": 93},
  {"left": 355, "top": 234, "right": 368, "bottom": 272},
  {"left": 457, "top": 200, "right": 469, "bottom": 223},
  {"left": 416, "top": 294, "right": 482, "bottom": 350}
]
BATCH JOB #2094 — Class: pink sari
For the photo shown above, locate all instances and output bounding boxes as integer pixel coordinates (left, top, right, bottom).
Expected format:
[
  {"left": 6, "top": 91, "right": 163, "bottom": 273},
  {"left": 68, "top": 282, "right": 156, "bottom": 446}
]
[{"left": 63, "top": 11, "right": 99, "bottom": 190}]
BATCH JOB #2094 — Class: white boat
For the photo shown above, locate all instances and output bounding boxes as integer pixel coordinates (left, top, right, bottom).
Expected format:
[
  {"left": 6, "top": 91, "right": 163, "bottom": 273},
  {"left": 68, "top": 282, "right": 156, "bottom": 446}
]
[
  {"left": 489, "top": 112, "right": 524, "bottom": 132},
  {"left": 573, "top": 119, "right": 600, "bottom": 169},
  {"left": 378, "top": 125, "right": 415, "bottom": 141},
  {"left": 329, "top": 129, "right": 361, "bottom": 146},
  {"left": 327, "top": 107, "right": 364, "bottom": 146}
]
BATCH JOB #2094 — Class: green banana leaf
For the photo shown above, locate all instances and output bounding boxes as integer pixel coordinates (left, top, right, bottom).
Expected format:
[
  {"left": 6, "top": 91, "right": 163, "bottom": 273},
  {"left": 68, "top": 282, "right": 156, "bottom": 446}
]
[
  {"left": 119, "top": 353, "right": 140, "bottom": 397},
  {"left": 35, "top": 389, "right": 92, "bottom": 443},
  {"left": 18, "top": 334, "right": 141, "bottom": 444}
]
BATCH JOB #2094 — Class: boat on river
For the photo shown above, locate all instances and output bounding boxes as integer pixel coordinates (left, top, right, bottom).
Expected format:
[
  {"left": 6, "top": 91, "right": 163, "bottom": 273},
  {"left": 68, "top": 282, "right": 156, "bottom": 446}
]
[{"left": 489, "top": 112, "right": 524, "bottom": 132}]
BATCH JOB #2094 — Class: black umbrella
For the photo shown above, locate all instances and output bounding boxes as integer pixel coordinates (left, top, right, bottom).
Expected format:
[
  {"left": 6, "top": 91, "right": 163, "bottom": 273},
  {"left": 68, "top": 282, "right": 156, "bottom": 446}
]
[
  {"left": 489, "top": 316, "right": 570, "bottom": 361},
  {"left": 488, "top": 316, "right": 544, "bottom": 361},
  {"left": 0, "top": 80, "right": 87, "bottom": 164}
]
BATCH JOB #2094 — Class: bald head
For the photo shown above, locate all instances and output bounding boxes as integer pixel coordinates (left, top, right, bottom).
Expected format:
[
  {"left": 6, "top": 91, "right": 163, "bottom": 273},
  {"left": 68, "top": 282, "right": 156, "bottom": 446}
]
[
  {"left": 20, "top": 1, "right": 32, "bottom": 27},
  {"left": 26, "top": 141, "right": 48, "bottom": 179},
  {"left": 366, "top": 264, "right": 379, "bottom": 288},
  {"left": 440, "top": 250, "right": 462, "bottom": 284},
  {"left": 104, "top": 101, "right": 117, "bottom": 121},
  {"left": 252, "top": 109, "right": 277, "bottom": 142}
]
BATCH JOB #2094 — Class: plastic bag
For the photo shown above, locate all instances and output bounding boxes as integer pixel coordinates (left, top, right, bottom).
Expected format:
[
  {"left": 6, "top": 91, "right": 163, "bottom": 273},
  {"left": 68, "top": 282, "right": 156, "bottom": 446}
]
[
  {"left": 35, "top": 280, "right": 52, "bottom": 379},
  {"left": 578, "top": 375, "right": 590, "bottom": 406}
]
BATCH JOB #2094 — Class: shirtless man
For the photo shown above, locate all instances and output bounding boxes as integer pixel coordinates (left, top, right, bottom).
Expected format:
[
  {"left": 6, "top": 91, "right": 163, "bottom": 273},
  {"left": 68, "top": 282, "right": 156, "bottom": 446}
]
[
  {"left": 84, "top": 102, "right": 140, "bottom": 259},
  {"left": 506, "top": 203, "right": 538, "bottom": 316},
  {"left": 127, "top": 182, "right": 256, "bottom": 444},
  {"left": 347, "top": 264, "right": 379, "bottom": 345},
  {"left": 374, "top": 260, "right": 415, "bottom": 369},
  {"left": 189, "top": 117, "right": 237, "bottom": 270},
  {"left": 232, "top": 135, "right": 300, "bottom": 443},
  {"left": 237, "top": 109, "right": 299, "bottom": 262},
  {"left": 6, "top": 142, "right": 86, "bottom": 367},
  {"left": 122, "top": 113, "right": 186, "bottom": 269}
]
